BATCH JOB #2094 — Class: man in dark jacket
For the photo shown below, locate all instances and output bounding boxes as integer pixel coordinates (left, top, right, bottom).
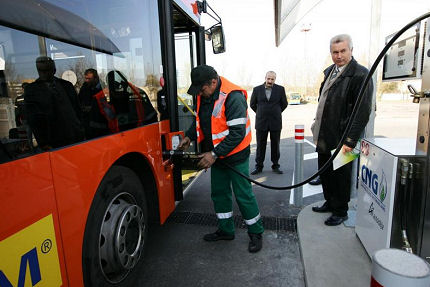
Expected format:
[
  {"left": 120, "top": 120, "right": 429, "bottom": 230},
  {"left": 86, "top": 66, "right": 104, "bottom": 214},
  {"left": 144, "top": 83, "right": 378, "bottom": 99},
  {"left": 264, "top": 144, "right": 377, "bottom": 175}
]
[
  {"left": 78, "top": 68, "right": 110, "bottom": 139},
  {"left": 250, "top": 71, "right": 288, "bottom": 175},
  {"left": 311, "top": 34, "right": 372, "bottom": 226},
  {"left": 178, "top": 65, "right": 264, "bottom": 253},
  {"left": 25, "top": 56, "right": 84, "bottom": 150}
]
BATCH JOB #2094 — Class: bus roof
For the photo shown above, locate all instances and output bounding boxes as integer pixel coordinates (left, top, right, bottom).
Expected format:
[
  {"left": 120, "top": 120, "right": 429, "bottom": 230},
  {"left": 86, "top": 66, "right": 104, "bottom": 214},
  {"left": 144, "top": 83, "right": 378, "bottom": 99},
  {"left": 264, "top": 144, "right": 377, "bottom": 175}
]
[{"left": 0, "top": 0, "right": 120, "bottom": 55}]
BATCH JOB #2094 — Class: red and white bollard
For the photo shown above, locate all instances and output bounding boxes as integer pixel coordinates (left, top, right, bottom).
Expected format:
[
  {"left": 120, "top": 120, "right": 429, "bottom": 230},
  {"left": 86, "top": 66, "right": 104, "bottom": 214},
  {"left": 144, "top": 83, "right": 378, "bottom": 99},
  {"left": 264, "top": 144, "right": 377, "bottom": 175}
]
[
  {"left": 293, "top": 124, "right": 304, "bottom": 206},
  {"left": 371, "top": 249, "right": 430, "bottom": 287},
  {"left": 294, "top": 125, "right": 304, "bottom": 143}
]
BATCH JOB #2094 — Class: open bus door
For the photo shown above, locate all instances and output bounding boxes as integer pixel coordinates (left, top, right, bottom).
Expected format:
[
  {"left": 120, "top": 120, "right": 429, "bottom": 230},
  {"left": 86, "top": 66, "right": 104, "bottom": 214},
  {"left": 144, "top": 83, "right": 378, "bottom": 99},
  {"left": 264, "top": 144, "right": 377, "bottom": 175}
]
[
  {"left": 172, "top": 5, "right": 207, "bottom": 198},
  {"left": 160, "top": 0, "right": 225, "bottom": 201}
]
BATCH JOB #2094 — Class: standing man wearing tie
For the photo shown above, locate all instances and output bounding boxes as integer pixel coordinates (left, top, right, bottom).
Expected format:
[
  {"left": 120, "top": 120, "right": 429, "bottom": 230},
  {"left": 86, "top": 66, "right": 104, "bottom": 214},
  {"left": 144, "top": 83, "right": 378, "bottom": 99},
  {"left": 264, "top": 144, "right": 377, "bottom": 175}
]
[
  {"left": 311, "top": 34, "right": 373, "bottom": 226},
  {"left": 250, "top": 71, "right": 288, "bottom": 175}
]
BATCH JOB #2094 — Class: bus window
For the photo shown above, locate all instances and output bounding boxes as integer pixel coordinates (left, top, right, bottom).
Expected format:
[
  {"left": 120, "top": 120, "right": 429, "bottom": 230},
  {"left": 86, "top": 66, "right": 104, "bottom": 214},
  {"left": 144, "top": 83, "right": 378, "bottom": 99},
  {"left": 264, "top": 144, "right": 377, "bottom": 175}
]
[
  {"left": 107, "top": 70, "right": 157, "bottom": 131},
  {"left": 0, "top": 0, "right": 164, "bottom": 162},
  {"left": 44, "top": 0, "right": 164, "bottom": 117},
  {"left": 0, "top": 26, "right": 42, "bottom": 163}
]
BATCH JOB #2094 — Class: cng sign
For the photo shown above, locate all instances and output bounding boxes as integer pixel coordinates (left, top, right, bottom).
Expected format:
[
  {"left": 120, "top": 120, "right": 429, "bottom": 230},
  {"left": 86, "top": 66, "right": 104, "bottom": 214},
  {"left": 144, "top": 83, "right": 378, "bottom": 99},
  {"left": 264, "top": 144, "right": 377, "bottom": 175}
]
[
  {"left": 361, "top": 164, "right": 388, "bottom": 211},
  {"left": 0, "top": 214, "right": 62, "bottom": 286}
]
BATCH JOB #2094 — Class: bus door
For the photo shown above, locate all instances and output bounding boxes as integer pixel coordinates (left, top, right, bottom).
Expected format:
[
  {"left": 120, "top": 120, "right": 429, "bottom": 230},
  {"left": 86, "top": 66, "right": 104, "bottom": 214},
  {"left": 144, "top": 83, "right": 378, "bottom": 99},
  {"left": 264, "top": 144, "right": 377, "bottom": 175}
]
[
  {"left": 159, "top": 1, "right": 206, "bottom": 200},
  {"left": 161, "top": 1, "right": 224, "bottom": 199},
  {"left": 172, "top": 16, "right": 204, "bottom": 193}
]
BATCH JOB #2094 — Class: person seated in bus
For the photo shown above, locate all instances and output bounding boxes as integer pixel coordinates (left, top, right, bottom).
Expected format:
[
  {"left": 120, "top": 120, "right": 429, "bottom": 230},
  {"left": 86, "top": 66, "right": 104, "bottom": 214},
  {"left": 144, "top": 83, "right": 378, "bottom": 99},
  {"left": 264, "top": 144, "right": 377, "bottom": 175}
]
[
  {"left": 78, "top": 68, "right": 111, "bottom": 139},
  {"left": 24, "top": 56, "right": 84, "bottom": 150}
]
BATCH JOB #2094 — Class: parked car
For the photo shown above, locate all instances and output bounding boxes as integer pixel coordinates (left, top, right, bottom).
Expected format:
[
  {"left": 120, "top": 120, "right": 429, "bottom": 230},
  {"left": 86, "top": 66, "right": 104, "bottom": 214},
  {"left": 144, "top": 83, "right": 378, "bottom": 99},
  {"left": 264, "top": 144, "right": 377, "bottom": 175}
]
[{"left": 288, "top": 92, "right": 302, "bottom": 105}]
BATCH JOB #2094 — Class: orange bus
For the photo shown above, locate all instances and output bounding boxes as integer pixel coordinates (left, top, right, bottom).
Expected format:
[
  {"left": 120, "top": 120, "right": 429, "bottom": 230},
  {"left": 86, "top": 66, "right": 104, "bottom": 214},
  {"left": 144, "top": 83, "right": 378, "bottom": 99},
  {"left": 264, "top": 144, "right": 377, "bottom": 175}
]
[{"left": 0, "top": 0, "right": 224, "bottom": 286}]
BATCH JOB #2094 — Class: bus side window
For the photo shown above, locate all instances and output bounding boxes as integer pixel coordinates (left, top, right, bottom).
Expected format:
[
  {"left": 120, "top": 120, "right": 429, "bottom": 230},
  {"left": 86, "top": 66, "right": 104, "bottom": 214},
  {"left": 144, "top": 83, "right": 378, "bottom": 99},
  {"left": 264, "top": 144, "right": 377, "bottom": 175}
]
[
  {"left": 0, "top": 28, "right": 40, "bottom": 163},
  {"left": 107, "top": 70, "right": 157, "bottom": 131}
]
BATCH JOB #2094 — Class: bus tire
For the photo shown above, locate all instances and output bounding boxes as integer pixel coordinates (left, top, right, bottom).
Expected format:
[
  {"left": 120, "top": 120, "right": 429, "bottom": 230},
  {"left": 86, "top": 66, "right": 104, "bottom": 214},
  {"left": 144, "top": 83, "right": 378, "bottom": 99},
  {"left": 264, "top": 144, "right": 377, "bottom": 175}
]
[{"left": 82, "top": 165, "right": 148, "bottom": 286}]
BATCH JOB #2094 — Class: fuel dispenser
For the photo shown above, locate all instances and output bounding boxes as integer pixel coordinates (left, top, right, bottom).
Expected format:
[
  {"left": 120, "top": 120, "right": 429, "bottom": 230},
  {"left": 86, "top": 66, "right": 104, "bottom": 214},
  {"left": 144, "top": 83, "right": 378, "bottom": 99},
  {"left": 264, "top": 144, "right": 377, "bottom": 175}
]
[{"left": 356, "top": 17, "right": 430, "bottom": 262}]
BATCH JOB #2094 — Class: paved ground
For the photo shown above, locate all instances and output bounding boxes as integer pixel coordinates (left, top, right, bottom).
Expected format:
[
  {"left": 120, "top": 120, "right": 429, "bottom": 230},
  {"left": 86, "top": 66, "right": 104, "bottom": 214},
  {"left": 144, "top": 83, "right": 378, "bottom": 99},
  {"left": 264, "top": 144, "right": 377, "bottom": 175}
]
[
  {"left": 298, "top": 200, "right": 372, "bottom": 287},
  {"left": 138, "top": 225, "right": 304, "bottom": 287},
  {"left": 137, "top": 100, "right": 418, "bottom": 286},
  {"left": 138, "top": 140, "right": 311, "bottom": 286}
]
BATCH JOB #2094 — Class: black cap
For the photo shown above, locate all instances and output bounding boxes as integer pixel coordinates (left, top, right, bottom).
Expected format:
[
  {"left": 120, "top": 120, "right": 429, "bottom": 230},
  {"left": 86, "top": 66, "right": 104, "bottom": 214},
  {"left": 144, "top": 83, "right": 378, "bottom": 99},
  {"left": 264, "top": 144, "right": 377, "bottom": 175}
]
[{"left": 187, "top": 65, "right": 218, "bottom": 96}]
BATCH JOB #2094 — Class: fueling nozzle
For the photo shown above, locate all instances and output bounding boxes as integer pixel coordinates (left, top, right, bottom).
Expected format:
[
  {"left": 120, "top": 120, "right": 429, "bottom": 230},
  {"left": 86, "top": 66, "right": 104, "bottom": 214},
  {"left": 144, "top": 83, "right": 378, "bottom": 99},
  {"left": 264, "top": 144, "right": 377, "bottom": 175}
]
[
  {"left": 408, "top": 84, "right": 430, "bottom": 103},
  {"left": 400, "top": 159, "right": 409, "bottom": 185}
]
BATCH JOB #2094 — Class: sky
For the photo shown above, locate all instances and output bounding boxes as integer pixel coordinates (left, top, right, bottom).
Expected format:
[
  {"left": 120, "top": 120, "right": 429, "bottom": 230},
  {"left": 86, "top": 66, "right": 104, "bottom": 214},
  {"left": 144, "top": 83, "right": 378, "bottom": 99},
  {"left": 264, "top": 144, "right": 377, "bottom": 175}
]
[{"left": 201, "top": 0, "right": 430, "bottom": 91}]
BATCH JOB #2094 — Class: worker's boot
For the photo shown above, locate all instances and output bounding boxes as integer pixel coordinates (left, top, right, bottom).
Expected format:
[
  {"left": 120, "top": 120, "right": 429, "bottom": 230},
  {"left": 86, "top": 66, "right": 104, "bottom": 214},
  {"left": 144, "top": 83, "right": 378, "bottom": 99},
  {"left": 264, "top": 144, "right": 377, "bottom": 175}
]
[
  {"left": 203, "top": 229, "right": 235, "bottom": 241},
  {"left": 248, "top": 233, "right": 263, "bottom": 253}
]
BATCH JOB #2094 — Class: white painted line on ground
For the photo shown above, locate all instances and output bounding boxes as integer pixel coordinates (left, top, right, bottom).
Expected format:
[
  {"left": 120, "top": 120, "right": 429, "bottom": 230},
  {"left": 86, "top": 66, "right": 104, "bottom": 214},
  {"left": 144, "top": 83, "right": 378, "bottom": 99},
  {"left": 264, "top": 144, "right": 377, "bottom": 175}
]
[
  {"left": 303, "top": 138, "right": 317, "bottom": 160},
  {"left": 304, "top": 138, "right": 316, "bottom": 148},
  {"left": 289, "top": 171, "right": 323, "bottom": 204},
  {"left": 289, "top": 136, "right": 322, "bottom": 204},
  {"left": 304, "top": 152, "right": 318, "bottom": 160},
  {"left": 289, "top": 183, "right": 323, "bottom": 204}
]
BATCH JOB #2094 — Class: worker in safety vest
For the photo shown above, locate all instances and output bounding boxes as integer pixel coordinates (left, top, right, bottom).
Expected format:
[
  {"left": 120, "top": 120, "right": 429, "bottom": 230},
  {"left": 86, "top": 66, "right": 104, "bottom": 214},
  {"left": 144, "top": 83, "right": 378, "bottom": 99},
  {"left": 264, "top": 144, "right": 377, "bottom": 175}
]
[{"left": 178, "top": 65, "right": 264, "bottom": 253}]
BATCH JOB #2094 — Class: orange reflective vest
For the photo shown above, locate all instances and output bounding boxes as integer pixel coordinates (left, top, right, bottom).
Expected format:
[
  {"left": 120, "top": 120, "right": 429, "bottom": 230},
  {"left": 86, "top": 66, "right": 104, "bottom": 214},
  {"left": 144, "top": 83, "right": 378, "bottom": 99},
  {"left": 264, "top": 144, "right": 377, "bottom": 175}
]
[{"left": 196, "top": 76, "right": 251, "bottom": 158}]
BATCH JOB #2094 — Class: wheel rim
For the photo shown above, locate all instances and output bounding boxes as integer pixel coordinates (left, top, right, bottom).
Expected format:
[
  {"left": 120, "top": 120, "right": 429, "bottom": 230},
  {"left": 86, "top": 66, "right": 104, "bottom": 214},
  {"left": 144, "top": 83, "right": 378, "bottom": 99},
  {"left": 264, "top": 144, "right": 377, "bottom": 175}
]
[{"left": 99, "top": 192, "right": 145, "bottom": 283}]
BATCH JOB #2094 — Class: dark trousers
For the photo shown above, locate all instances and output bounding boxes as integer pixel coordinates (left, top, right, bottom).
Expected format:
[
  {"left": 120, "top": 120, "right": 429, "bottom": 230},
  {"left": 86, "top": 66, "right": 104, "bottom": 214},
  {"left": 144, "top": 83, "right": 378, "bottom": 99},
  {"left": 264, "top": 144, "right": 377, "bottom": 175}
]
[
  {"left": 255, "top": 129, "right": 281, "bottom": 169},
  {"left": 318, "top": 152, "right": 352, "bottom": 217}
]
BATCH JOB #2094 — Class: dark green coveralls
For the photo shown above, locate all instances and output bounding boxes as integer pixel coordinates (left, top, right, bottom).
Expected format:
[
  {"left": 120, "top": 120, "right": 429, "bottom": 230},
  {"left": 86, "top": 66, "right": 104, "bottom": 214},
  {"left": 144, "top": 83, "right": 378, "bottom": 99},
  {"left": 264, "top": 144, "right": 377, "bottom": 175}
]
[{"left": 187, "top": 79, "right": 264, "bottom": 235}]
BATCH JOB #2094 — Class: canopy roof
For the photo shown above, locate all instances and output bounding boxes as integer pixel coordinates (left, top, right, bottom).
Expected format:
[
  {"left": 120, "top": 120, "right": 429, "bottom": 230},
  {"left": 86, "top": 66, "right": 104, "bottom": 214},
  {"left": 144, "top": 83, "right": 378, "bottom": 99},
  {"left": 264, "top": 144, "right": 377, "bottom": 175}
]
[{"left": 274, "top": 0, "right": 322, "bottom": 46}]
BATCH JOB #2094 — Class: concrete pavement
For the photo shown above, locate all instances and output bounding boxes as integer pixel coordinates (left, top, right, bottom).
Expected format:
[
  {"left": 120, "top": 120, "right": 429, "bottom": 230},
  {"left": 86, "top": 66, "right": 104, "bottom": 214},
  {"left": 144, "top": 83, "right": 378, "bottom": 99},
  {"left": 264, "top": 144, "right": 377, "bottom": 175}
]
[{"left": 298, "top": 200, "right": 372, "bottom": 287}]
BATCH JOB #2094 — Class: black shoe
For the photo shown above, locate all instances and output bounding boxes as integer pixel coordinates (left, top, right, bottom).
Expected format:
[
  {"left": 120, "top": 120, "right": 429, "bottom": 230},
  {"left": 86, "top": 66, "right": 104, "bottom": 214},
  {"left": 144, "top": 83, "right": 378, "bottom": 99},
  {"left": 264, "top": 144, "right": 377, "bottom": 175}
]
[
  {"left": 250, "top": 168, "right": 262, "bottom": 175},
  {"left": 309, "top": 177, "right": 321, "bottom": 185},
  {"left": 272, "top": 167, "right": 283, "bottom": 174},
  {"left": 203, "top": 229, "right": 235, "bottom": 241},
  {"left": 312, "top": 201, "right": 331, "bottom": 213},
  {"left": 248, "top": 233, "right": 263, "bottom": 253},
  {"left": 324, "top": 215, "right": 348, "bottom": 226}
]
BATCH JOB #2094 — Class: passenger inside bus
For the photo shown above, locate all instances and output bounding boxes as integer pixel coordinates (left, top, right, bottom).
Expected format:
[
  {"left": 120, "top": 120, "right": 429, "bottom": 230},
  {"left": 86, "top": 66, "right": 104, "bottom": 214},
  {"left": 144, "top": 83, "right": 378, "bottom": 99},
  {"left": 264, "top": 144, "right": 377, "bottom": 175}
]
[
  {"left": 24, "top": 56, "right": 84, "bottom": 150},
  {"left": 78, "top": 69, "right": 111, "bottom": 139}
]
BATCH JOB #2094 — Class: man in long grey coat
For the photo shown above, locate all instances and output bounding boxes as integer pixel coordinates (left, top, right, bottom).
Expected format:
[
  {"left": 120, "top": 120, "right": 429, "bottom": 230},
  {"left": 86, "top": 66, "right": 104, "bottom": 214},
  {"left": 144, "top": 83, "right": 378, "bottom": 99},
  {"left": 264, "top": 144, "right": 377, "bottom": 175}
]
[{"left": 311, "top": 34, "right": 373, "bottom": 226}]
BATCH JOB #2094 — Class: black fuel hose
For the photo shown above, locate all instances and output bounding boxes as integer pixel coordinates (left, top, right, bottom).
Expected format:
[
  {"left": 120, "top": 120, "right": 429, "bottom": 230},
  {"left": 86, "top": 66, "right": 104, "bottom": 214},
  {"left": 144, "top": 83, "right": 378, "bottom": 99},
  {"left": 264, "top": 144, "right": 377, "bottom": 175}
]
[{"left": 221, "top": 11, "right": 430, "bottom": 190}]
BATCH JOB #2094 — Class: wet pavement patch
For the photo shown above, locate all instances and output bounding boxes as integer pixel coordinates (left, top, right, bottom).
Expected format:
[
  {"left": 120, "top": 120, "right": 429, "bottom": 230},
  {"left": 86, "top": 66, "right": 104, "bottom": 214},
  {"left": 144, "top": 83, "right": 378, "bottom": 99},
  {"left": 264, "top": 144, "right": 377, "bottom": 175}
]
[{"left": 166, "top": 211, "right": 297, "bottom": 232}]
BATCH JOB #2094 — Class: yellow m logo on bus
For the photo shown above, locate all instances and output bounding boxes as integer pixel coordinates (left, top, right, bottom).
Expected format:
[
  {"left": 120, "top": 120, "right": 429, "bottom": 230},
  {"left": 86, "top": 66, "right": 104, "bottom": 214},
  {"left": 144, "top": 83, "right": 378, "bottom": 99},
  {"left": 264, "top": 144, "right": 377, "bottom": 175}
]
[
  {"left": 0, "top": 215, "right": 62, "bottom": 287},
  {"left": 0, "top": 248, "right": 41, "bottom": 287}
]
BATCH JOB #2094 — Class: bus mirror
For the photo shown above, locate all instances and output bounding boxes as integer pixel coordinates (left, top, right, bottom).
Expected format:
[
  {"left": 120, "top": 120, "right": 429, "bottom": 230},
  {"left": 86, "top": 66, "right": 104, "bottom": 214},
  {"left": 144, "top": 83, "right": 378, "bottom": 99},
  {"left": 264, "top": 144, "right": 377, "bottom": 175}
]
[{"left": 211, "top": 25, "right": 225, "bottom": 54}]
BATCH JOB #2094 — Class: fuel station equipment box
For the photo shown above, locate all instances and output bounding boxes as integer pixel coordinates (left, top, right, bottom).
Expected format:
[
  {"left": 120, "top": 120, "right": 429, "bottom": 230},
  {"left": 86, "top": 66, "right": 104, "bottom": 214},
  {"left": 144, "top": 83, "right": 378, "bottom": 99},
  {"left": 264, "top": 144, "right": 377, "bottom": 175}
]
[{"left": 356, "top": 138, "right": 428, "bottom": 261}]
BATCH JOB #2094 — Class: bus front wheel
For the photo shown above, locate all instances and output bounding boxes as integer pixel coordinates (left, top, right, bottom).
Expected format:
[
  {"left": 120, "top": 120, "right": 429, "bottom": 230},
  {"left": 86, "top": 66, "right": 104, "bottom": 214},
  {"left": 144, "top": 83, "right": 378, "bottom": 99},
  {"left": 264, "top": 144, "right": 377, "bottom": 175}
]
[{"left": 82, "top": 166, "right": 148, "bottom": 286}]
